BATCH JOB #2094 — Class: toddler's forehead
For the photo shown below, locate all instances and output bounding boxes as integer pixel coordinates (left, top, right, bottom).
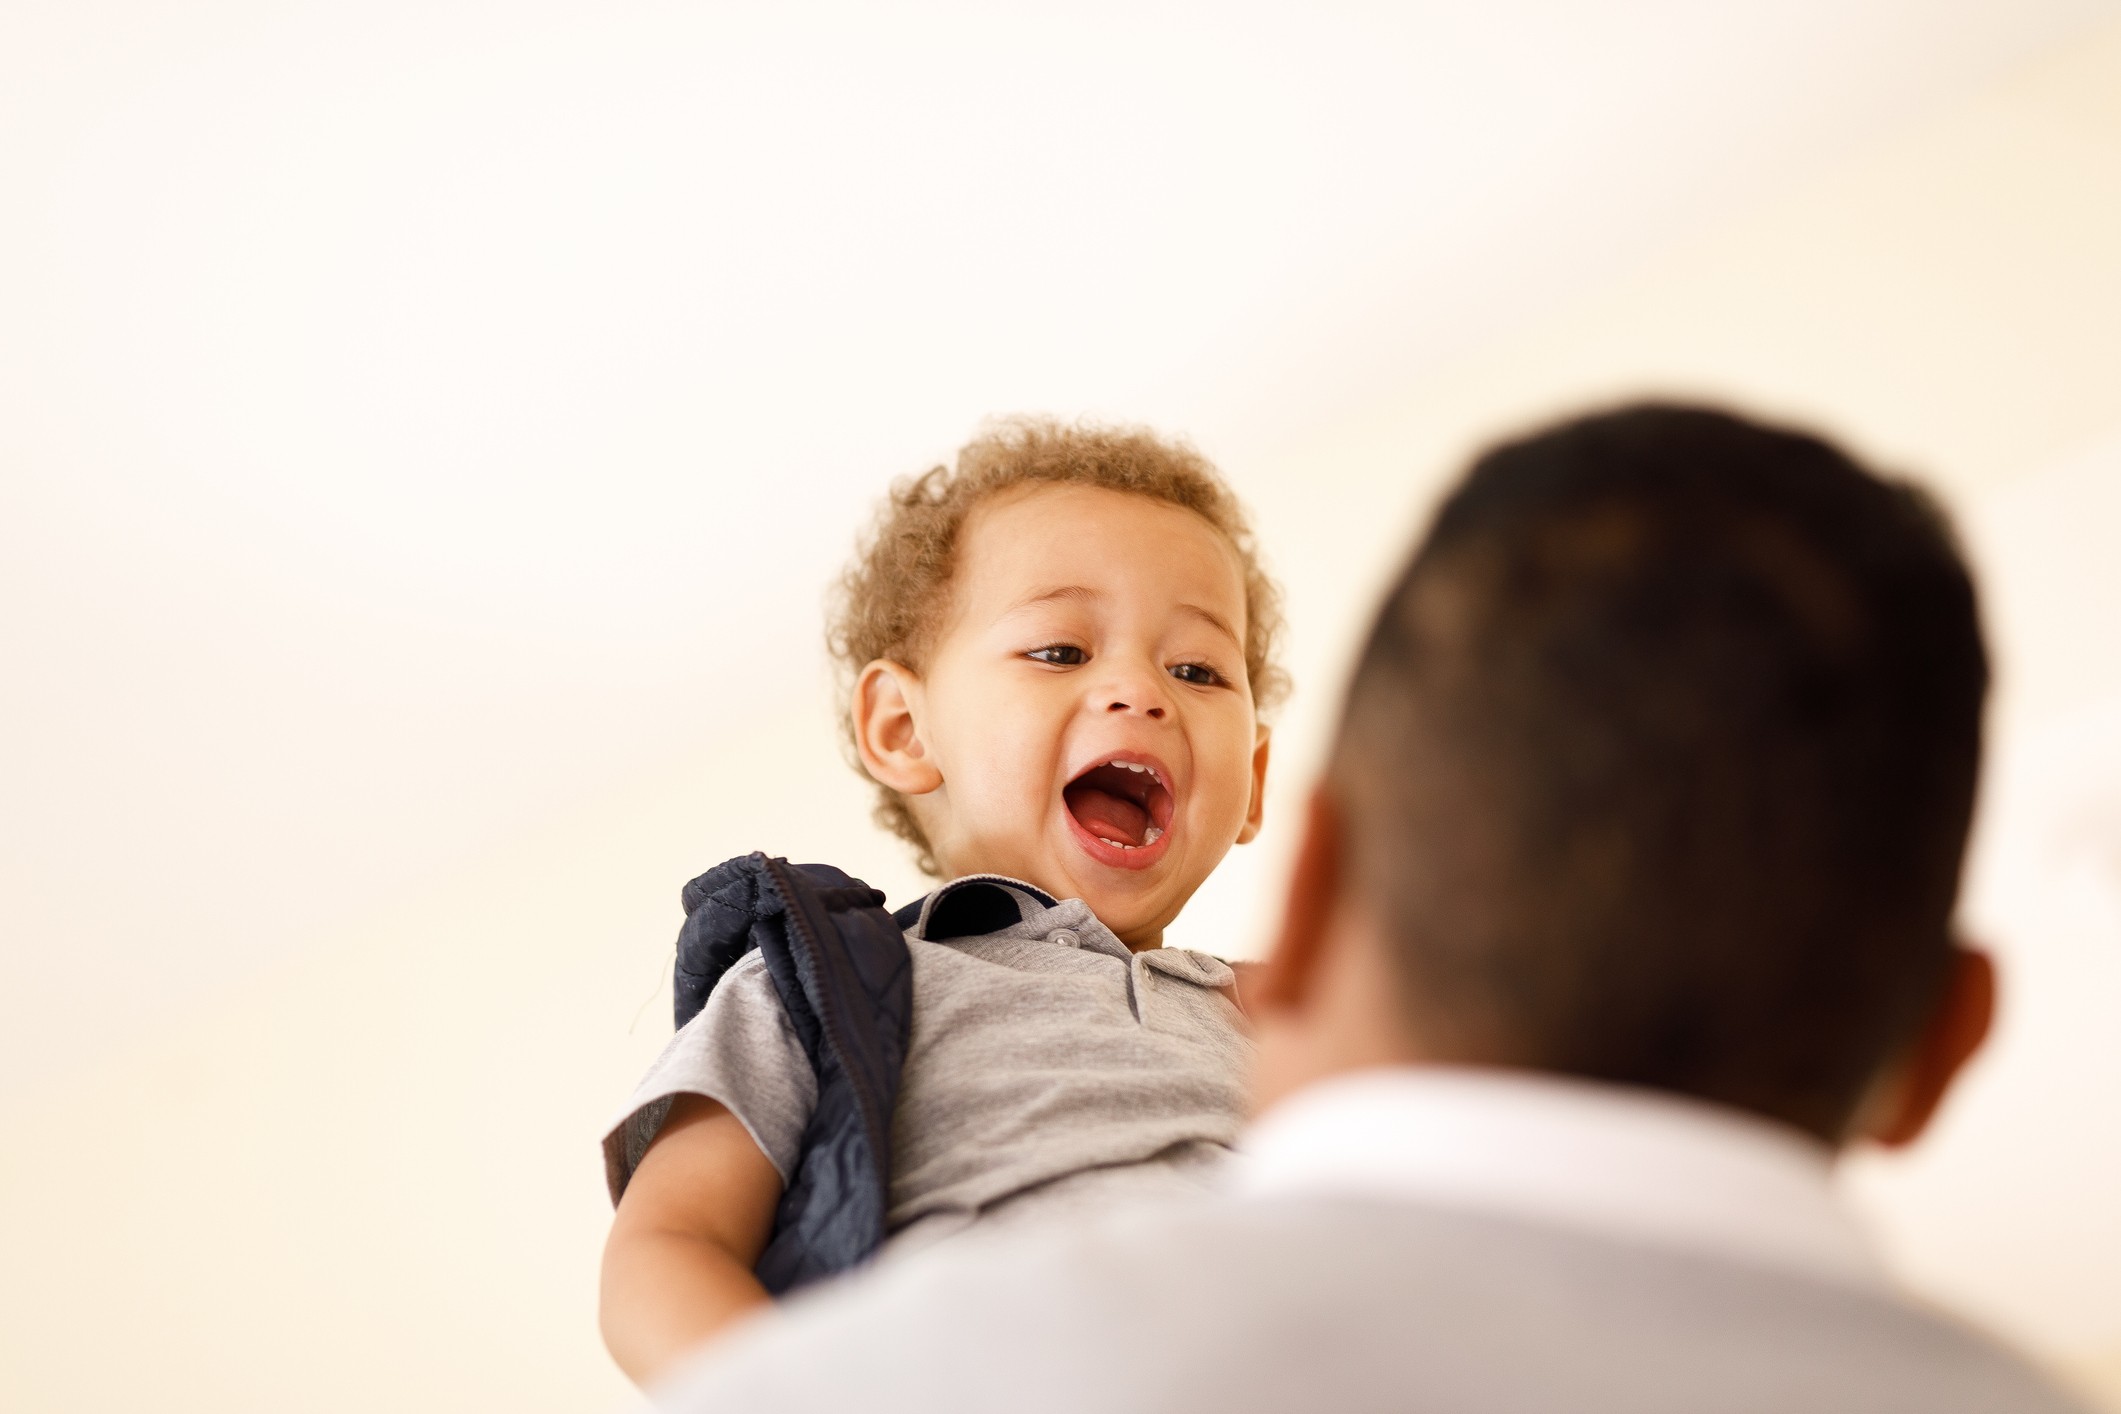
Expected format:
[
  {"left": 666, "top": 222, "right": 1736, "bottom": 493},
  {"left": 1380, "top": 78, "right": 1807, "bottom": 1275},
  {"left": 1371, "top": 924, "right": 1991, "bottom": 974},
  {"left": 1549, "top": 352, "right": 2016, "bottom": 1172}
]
[
  {"left": 934, "top": 486, "right": 1244, "bottom": 635},
  {"left": 964, "top": 485, "right": 1241, "bottom": 581}
]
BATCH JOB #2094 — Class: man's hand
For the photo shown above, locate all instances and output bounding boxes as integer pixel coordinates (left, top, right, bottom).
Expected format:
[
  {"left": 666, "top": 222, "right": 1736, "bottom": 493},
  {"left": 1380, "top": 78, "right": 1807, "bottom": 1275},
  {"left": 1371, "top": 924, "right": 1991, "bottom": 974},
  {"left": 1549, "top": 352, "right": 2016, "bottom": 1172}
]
[{"left": 1227, "top": 960, "right": 1267, "bottom": 1018}]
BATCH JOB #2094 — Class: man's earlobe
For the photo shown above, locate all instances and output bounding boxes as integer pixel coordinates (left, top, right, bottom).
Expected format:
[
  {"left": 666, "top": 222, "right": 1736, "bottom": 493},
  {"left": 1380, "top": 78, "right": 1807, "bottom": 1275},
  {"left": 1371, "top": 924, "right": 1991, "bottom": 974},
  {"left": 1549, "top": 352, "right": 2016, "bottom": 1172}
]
[
  {"left": 852, "top": 661, "right": 944, "bottom": 797},
  {"left": 1236, "top": 725, "right": 1272, "bottom": 846},
  {"left": 1858, "top": 946, "right": 1996, "bottom": 1149}
]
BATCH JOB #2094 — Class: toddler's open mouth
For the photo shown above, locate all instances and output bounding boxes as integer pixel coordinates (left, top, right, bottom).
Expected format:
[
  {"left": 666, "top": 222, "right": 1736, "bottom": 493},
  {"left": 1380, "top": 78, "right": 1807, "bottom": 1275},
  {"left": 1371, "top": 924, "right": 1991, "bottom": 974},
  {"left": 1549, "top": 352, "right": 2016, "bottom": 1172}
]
[{"left": 1063, "top": 755, "right": 1175, "bottom": 868}]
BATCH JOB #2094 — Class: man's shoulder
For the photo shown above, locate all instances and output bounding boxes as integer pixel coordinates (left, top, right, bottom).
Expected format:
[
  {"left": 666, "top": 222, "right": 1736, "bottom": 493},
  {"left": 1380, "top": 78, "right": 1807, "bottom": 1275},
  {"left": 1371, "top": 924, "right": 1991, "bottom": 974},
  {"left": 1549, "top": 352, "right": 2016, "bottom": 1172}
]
[{"left": 658, "top": 1196, "right": 2090, "bottom": 1414}]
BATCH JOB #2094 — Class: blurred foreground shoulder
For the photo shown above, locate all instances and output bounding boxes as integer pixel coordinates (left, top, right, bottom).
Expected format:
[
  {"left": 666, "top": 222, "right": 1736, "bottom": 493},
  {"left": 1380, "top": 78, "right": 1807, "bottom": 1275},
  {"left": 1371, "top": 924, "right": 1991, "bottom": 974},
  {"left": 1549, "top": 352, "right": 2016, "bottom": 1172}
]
[{"left": 650, "top": 1196, "right": 2095, "bottom": 1414}]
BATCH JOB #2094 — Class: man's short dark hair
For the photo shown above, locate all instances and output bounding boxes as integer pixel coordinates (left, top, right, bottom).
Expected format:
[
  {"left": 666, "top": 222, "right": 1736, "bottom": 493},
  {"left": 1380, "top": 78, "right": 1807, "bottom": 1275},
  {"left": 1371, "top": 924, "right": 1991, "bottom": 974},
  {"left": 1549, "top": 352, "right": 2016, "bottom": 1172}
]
[{"left": 1332, "top": 403, "right": 1988, "bottom": 1140}]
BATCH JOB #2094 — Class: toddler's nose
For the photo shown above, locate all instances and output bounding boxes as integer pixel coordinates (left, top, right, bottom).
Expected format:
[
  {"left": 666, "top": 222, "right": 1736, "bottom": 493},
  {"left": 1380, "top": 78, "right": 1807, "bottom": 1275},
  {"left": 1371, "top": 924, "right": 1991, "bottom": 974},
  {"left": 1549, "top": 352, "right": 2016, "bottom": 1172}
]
[
  {"left": 1093, "top": 657, "right": 1173, "bottom": 720},
  {"left": 1104, "top": 696, "right": 1166, "bottom": 720},
  {"left": 1099, "top": 672, "right": 1170, "bottom": 720}
]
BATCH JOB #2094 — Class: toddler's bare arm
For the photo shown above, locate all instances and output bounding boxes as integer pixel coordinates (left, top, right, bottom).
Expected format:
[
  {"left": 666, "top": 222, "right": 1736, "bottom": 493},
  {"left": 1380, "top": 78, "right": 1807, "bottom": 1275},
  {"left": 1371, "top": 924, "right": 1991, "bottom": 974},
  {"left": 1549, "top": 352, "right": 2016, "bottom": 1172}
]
[{"left": 600, "top": 1093, "right": 782, "bottom": 1386}]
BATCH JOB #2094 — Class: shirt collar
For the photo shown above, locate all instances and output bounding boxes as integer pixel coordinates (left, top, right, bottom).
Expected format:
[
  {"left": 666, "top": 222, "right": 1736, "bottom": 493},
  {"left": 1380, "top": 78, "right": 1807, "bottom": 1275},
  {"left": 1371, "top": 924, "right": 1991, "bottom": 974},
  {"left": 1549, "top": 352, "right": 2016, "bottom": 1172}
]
[
  {"left": 1232, "top": 1066, "right": 1886, "bottom": 1291},
  {"left": 896, "top": 874, "right": 1060, "bottom": 941},
  {"left": 896, "top": 876, "right": 1233, "bottom": 987}
]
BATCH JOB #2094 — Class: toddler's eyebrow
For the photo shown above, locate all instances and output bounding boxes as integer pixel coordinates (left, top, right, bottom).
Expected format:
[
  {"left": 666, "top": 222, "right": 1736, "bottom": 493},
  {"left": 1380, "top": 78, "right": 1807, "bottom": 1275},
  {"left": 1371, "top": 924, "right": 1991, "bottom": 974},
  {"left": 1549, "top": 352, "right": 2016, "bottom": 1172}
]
[
  {"left": 1005, "top": 585, "right": 1241, "bottom": 646},
  {"left": 1008, "top": 585, "right": 1103, "bottom": 615},
  {"left": 1176, "top": 602, "right": 1242, "bottom": 646}
]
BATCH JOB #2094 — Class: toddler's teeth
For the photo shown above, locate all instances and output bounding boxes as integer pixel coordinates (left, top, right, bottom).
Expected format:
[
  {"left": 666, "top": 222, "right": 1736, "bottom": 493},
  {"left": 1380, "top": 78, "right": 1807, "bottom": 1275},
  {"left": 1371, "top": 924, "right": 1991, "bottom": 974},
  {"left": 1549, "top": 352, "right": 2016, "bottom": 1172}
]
[{"left": 1143, "top": 826, "right": 1164, "bottom": 844}]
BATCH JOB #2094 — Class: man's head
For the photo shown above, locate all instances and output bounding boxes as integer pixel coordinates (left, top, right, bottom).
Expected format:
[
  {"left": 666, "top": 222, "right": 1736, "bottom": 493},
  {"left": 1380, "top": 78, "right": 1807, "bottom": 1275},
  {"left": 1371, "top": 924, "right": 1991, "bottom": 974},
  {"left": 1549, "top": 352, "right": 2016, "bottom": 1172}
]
[
  {"left": 1256, "top": 403, "right": 1993, "bottom": 1146},
  {"left": 833, "top": 418, "right": 1286, "bottom": 947}
]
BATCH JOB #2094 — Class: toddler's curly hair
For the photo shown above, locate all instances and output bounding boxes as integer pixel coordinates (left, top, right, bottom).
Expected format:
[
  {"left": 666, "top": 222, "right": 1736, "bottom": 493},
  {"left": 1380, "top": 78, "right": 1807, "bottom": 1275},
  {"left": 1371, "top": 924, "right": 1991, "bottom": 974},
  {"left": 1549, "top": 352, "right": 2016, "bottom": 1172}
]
[{"left": 828, "top": 417, "right": 1288, "bottom": 875}]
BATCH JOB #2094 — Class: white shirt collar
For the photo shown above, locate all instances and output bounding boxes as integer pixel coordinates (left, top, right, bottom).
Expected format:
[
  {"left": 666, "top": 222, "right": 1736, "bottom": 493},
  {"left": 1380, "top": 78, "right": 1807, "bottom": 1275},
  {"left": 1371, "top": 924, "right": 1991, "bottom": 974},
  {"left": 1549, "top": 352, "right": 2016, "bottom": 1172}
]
[{"left": 1232, "top": 1065, "right": 1886, "bottom": 1291}]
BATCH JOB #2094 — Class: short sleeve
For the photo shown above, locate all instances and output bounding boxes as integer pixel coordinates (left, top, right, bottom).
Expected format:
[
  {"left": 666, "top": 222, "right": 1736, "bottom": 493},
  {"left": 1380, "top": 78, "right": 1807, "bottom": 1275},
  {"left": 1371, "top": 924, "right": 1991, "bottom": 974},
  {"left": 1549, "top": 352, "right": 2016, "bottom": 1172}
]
[{"left": 602, "top": 952, "right": 817, "bottom": 1204}]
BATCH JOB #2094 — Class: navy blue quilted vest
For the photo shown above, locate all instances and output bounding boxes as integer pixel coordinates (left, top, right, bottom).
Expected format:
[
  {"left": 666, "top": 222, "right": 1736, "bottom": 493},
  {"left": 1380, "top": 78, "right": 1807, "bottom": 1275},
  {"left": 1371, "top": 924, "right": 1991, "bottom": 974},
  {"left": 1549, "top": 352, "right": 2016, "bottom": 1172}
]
[
  {"left": 672, "top": 856, "right": 1065, "bottom": 1293},
  {"left": 671, "top": 854, "right": 914, "bottom": 1294},
  {"left": 675, "top": 854, "right": 1070, "bottom": 1292}
]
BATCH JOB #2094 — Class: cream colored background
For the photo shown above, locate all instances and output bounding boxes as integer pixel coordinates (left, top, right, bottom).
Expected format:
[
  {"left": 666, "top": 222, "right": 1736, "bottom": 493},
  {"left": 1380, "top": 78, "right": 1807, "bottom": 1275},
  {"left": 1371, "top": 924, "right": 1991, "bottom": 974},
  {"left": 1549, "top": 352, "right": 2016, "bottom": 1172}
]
[{"left": 3, "top": 4, "right": 2119, "bottom": 1410}]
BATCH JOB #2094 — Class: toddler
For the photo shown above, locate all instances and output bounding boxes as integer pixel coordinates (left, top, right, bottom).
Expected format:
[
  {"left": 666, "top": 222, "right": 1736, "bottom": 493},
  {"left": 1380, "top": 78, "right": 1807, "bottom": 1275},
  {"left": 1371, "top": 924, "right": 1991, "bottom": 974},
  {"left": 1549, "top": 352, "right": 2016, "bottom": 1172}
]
[{"left": 598, "top": 419, "right": 1285, "bottom": 1385}]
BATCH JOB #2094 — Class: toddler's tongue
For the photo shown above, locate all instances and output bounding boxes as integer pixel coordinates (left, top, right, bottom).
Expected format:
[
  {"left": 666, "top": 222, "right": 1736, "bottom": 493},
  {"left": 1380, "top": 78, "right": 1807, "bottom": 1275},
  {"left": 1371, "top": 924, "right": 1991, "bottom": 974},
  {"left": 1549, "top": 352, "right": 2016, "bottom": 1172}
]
[{"left": 1065, "top": 783, "right": 1151, "bottom": 847}]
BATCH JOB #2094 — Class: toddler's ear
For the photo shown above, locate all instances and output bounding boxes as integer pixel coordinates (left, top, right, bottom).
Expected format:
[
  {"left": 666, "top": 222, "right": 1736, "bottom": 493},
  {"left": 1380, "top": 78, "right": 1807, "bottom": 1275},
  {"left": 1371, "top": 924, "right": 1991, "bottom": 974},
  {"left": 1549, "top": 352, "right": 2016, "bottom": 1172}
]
[
  {"left": 1236, "top": 724, "right": 1272, "bottom": 845},
  {"left": 853, "top": 661, "right": 944, "bottom": 796}
]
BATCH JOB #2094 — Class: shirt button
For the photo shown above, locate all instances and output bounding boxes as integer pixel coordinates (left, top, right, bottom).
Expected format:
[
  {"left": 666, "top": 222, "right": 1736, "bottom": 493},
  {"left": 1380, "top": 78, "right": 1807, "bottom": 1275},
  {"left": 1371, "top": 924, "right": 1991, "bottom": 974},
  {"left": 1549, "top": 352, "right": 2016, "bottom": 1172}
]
[{"left": 1050, "top": 930, "right": 1079, "bottom": 948}]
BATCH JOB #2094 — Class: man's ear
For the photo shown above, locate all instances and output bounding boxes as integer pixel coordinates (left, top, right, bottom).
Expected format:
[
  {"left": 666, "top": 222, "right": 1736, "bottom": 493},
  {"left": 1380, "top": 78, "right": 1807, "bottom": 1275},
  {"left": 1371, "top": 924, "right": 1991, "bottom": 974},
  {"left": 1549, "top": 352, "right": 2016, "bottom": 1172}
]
[
  {"left": 1235, "top": 724, "right": 1272, "bottom": 846},
  {"left": 852, "top": 660, "right": 943, "bottom": 797},
  {"left": 1248, "top": 784, "right": 1342, "bottom": 1016},
  {"left": 1858, "top": 945, "right": 1996, "bottom": 1148}
]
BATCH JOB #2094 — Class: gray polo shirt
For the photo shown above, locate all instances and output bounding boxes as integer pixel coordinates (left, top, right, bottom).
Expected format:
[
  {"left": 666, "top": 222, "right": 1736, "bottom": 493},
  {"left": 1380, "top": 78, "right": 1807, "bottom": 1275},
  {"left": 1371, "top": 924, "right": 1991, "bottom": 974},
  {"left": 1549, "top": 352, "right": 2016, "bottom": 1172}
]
[{"left": 604, "top": 875, "right": 1253, "bottom": 1256}]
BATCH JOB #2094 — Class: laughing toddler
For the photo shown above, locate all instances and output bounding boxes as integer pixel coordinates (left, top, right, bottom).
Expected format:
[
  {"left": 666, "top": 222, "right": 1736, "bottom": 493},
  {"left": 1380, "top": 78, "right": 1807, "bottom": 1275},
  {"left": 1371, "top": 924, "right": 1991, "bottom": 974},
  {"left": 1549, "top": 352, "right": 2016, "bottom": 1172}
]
[{"left": 598, "top": 419, "right": 1286, "bottom": 1385}]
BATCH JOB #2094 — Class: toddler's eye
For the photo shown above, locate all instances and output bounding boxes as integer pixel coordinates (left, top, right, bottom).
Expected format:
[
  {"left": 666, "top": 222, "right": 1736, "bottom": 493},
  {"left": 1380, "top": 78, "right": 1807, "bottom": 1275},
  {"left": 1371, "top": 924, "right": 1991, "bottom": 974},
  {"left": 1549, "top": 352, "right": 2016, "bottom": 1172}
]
[
  {"left": 1027, "top": 644, "right": 1087, "bottom": 667},
  {"left": 1170, "top": 662, "right": 1224, "bottom": 686}
]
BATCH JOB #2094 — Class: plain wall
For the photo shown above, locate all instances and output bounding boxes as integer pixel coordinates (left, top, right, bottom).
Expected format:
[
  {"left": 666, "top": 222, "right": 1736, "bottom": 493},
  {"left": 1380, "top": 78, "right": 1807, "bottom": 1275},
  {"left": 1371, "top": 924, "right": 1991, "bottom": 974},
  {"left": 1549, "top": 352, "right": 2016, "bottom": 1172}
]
[{"left": 3, "top": 10, "right": 2119, "bottom": 1412}]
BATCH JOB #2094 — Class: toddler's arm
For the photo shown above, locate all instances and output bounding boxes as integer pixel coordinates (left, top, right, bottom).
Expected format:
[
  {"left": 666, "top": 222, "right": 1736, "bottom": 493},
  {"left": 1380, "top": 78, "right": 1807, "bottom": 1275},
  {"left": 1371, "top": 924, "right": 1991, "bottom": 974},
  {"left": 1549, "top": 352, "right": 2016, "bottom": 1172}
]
[{"left": 599, "top": 1093, "right": 783, "bottom": 1386}]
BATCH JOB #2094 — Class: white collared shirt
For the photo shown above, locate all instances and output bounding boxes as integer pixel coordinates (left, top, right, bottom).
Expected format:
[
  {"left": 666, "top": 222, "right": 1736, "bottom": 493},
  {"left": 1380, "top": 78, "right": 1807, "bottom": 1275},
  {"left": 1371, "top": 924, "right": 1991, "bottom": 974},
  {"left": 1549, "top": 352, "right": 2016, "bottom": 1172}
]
[
  {"left": 1232, "top": 1064, "right": 1887, "bottom": 1291},
  {"left": 652, "top": 1065, "right": 2096, "bottom": 1414}
]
